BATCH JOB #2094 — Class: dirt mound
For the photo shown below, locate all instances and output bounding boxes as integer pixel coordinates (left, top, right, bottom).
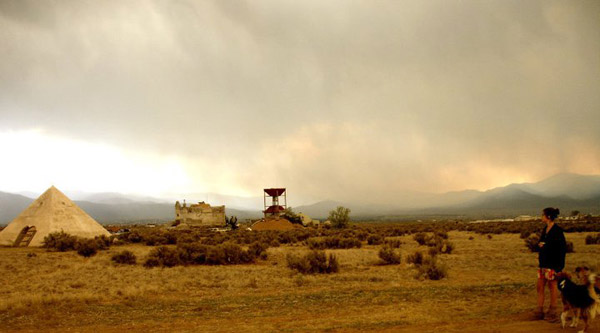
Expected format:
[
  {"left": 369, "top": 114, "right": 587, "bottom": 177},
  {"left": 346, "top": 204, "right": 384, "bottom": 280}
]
[{"left": 250, "top": 217, "right": 302, "bottom": 231}]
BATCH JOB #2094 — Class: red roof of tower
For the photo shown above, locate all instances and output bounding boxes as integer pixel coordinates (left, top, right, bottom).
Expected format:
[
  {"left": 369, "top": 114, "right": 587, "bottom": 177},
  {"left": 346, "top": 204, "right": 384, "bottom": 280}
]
[{"left": 264, "top": 188, "right": 286, "bottom": 197}]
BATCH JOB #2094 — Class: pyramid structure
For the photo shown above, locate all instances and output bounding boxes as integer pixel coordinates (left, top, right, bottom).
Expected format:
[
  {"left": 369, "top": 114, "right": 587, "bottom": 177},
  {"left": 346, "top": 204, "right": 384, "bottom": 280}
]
[{"left": 0, "top": 186, "right": 110, "bottom": 247}]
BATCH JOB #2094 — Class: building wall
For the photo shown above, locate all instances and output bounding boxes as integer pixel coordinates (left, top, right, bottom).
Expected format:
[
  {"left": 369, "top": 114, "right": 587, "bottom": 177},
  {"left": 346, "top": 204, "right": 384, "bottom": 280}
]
[{"left": 175, "top": 201, "right": 225, "bottom": 226}]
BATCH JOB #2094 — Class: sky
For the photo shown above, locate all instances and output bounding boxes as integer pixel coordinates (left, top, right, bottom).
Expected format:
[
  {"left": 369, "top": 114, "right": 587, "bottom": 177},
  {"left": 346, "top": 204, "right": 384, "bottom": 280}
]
[{"left": 0, "top": 0, "right": 599, "bottom": 205}]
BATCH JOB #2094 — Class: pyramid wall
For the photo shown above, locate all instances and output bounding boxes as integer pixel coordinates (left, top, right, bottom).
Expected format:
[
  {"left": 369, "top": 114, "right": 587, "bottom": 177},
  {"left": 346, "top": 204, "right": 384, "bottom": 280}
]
[{"left": 0, "top": 186, "right": 110, "bottom": 247}]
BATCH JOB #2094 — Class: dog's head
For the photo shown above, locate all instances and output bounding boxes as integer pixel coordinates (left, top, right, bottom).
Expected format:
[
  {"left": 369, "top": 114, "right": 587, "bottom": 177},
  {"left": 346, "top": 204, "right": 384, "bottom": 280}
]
[{"left": 575, "top": 266, "right": 592, "bottom": 284}]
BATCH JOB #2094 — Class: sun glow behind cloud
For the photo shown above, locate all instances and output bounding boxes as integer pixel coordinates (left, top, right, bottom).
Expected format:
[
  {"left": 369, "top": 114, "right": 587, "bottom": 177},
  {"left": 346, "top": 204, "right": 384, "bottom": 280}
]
[{"left": 0, "top": 129, "right": 190, "bottom": 196}]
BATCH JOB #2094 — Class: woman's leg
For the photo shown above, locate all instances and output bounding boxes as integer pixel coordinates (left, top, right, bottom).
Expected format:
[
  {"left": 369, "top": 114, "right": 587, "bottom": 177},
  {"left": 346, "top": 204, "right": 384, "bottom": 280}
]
[
  {"left": 548, "top": 279, "right": 558, "bottom": 309},
  {"left": 545, "top": 279, "right": 559, "bottom": 322},
  {"left": 537, "top": 277, "right": 546, "bottom": 308},
  {"left": 533, "top": 277, "right": 547, "bottom": 319}
]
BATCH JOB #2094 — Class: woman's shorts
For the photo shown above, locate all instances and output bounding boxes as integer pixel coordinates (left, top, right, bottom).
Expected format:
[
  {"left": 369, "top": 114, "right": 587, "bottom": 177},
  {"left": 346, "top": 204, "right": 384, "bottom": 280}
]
[{"left": 538, "top": 268, "right": 557, "bottom": 281}]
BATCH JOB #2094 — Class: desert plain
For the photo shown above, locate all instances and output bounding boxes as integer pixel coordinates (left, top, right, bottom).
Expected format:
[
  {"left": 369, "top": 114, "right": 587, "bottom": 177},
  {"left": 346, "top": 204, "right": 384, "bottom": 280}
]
[{"left": 1, "top": 226, "right": 599, "bottom": 333}]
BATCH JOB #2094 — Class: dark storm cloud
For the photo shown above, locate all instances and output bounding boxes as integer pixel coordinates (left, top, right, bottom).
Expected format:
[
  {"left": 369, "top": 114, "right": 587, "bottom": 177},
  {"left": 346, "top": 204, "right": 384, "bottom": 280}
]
[{"left": 0, "top": 0, "right": 598, "bottom": 201}]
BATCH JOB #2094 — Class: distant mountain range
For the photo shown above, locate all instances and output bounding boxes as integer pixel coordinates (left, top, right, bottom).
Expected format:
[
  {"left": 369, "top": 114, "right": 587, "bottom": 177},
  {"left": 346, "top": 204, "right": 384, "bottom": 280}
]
[
  {"left": 1, "top": 173, "right": 599, "bottom": 224},
  {"left": 0, "top": 192, "right": 263, "bottom": 225},
  {"left": 292, "top": 173, "right": 600, "bottom": 219}
]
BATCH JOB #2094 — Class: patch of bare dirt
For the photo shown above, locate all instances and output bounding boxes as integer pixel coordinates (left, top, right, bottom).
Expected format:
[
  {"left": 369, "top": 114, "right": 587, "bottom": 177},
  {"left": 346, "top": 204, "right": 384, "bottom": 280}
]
[{"left": 250, "top": 217, "right": 302, "bottom": 231}]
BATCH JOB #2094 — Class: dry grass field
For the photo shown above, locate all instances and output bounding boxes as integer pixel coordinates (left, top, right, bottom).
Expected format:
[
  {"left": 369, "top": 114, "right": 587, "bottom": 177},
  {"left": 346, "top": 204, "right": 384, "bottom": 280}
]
[{"left": 1, "top": 229, "right": 599, "bottom": 332}]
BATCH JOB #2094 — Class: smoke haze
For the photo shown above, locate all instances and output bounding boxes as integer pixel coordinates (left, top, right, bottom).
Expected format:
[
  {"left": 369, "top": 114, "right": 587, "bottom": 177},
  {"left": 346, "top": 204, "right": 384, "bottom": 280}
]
[{"left": 0, "top": 0, "right": 599, "bottom": 204}]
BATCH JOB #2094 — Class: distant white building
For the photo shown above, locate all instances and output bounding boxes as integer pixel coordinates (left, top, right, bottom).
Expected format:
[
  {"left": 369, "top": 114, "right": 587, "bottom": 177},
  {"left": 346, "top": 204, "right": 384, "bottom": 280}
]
[{"left": 514, "top": 215, "right": 535, "bottom": 222}]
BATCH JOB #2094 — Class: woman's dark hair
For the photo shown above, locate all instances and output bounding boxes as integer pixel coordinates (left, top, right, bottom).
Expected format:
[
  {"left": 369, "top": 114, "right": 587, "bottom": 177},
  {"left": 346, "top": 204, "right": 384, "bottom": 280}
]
[{"left": 543, "top": 207, "right": 560, "bottom": 221}]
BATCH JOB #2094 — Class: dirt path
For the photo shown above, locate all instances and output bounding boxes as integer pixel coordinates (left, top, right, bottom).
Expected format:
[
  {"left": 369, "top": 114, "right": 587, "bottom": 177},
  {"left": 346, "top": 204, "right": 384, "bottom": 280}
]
[
  {"left": 387, "top": 319, "right": 590, "bottom": 333},
  {"left": 3, "top": 315, "right": 598, "bottom": 333},
  {"left": 362, "top": 311, "right": 598, "bottom": 333}
]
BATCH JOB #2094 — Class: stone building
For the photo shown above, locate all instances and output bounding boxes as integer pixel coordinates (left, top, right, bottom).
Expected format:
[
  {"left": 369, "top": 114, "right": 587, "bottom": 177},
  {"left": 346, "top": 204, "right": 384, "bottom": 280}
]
[{"left": 175, "top": 200, "right": 225, "bottom": 226}]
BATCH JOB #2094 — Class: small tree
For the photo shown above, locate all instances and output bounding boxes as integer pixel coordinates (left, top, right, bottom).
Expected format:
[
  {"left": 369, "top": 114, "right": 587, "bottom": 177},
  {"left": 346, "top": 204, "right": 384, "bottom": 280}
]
[
  {"left": 225, "top": 216, "right": 238, "bottom": 230},
  {"left": 328, "top": 206, "right": 351, "bottom": 229}
]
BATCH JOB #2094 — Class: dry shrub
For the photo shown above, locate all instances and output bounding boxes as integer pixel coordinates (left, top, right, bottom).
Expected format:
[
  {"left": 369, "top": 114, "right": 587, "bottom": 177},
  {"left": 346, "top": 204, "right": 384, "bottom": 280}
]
[
  {"left": 520, "top": 230, "right": 532, "bottom": 239},
  {"left": 212, "top": 242, "right": 253, "bottom": 265},
  {"left": 144, "top": 231, "right": 177, "bottom": 246},
  {"left": 414, "top": 233, "right": 454, "bottom": 255},
  {"left": 286, "top": 250, "right": 339, "bottom": 274},
  {"left": 306, "top": 238, "right": 324, "bottom": 249},
  {"left": 440, "top": 240, "right": 454, "bottom": 254},
  {"left": 566, "top": 241, "right": 574, "bottom": 253},
  {"left": 585, "top": 233, "right": 600, "bottom": 245},
  {"left": 308, "top": 237, "right": 361, "bottom": 250},
  {"left": 416, "top": 256, "right": 448, "bottom": 280},
  {"left": 93, "top": 235, "right": 112, "bottom": 250},
  {"left": 277, "top": 233, "right": 298, "bottom": 244},
  {"left": 340, "top": 238, "right": 362, "bottom": 248},
  {"left": 205, "top": 242, "right": 254, "bottom": 265},
  {"left": 406, "top": 248, "right": 447, "bottom": 280},
  {"left": 378, "top": 246, "right": 401, "bottom": 265},
  {"left": 524, "top": 234, "right": 540, "bottom": 252},
  {"left": 177, "top": 233, "right": 199, "bottom": 244},
  {"left": 177, "top": 242, "right": 209, "bottom": 264},
  {"left": 428, "top": 236, "right": 454, "bottom": 254},
  {"left": 384, "top": 239, "right": 402, "bottom": 248},
  {"left": 413, "top": 233, "right": 428, "bottom": 246},
  {"left": 111, "top": 250, "right": 137, "bottom": 265},
  {"left": 355, "top": 231, "right": 369, "bottom": 241},
  {"left": 327, "top": 253, "right": 340, "bottom": 273},
  {"left": 144, "top": 242, "right": 260, "bottom": 268},
  {"left": 120, "top": 231, "right": 143, "bottom": 243},
  {"left": 116, "top": 229, "right": 181, "bottom": 246},
  {"left": 367, "top": 234, "right": 384, "bottom": 245},
  {"left": 248, "top": 241, "right": 269, "bottom": 259},
  {"left": 428, "top": 246, "right": 439, "bottom": 257},
  {"left": 43, "top": 231, "right": 78, "bottom": 252},
  {"left": 201, "top": 233, "right": 228, "bottom": 246},
  {"left": 76, "top": 239, "right": 98, "bottom": 257},
  {"left": 406, "top": 250, "right": 424, "bottom": 266},
  {"left": 144, "top": 246, "right": 180, "bottom": 268},
  {"left": 43, "top": 232, "right": 112, "bottom": 257}
]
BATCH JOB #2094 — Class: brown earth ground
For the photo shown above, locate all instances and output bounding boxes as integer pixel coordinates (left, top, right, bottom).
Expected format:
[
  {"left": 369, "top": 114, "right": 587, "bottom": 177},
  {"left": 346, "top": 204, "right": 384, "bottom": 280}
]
[
  {"left": 1, "top": 231, "right": 599, "bottom": 332},
  {"left": 250, "top": 217, "right": 301, "bottom": 231}
]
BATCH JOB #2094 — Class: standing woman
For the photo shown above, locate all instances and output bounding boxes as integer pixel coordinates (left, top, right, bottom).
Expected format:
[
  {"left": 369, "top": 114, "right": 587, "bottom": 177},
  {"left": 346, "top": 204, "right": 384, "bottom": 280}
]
[{"left": 534, "top": 207, "right": 567, "bottom": 322}]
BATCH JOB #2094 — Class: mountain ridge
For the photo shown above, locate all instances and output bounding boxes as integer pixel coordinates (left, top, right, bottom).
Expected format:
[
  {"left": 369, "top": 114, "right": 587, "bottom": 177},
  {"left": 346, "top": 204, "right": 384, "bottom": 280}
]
[{"left": 1, "top": 173, "right": 599, "bottom": 223}]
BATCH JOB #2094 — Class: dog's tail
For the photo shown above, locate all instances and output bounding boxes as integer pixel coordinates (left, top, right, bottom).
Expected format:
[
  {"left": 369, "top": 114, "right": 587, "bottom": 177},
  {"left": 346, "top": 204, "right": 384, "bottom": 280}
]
[
  {"left": 589, "top": 273, "right": 600, "bottom": 319},
  {"left": 589, "top": 274, "right": 599, "bottom": 299}
]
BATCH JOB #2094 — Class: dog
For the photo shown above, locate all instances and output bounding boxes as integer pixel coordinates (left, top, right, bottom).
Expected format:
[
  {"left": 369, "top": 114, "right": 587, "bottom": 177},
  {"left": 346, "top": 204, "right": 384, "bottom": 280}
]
[
  {"left": 557, "top": 268, "right": 600, "bottom": 333},
  {"left": 576, "top": 266, "right": 600, "bottom": 294}
]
